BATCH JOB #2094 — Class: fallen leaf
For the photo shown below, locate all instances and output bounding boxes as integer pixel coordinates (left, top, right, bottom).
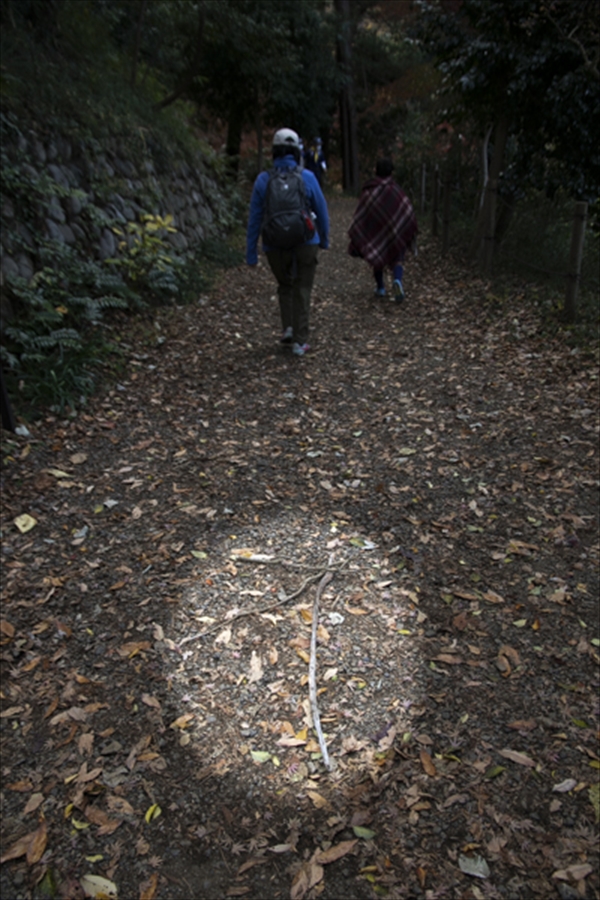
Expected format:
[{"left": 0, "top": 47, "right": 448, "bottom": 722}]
[
  {"left": 552, "top": 863, "right": 593, "bottom": 882},
  {"left": 7, "top": 779, "right": 34, "bottom": 792},
  {"left": 0, "top": 819, "right": 47, "bottom": 866},
  {"left": 268, "top": 843, "right": 294, "bottom": 854},
  {"left": 315, "top": 840, "right": 357, "bottom": 864},
  {"left": 141, "top": 694, "right": 161, "bottom": 710},
  {"left": 482, "top": 590, "right": 505, "bottom": 604},
  {"left": 169, "top": 713, "right": 194, "bottom": 730},
  {"left": 214, "top": 628, "right": 232, "bottom": 646},
  {"left": 250, "top": 750, "right": 271, "bottom": 763},
  {"left": 498, "top": 748, "right": 536, "bottom": 767},
  {"left": 498, "top": 645, "right": 521, "bottom": 666},
  {"left": 118, "top": 641, "right": 151, "bottom": 658},
  {"left": 0, "top": 706, "right": 24, "bottom": 718},
  {"left": 107, "top": 796, "right": 134, "bottom": 816},
  {"left": 84, "top": 806, "right": 122, "bottom": 835},
  {"left": 14, "top": 514, "right": 37, "bottom": 534},
  {"left": 553, "top": 778, "right": 577, "bottom": 793},
  {"left": 44, "top": 468, "right": 71, "bottom": 479},
  {"left": 307, "top": 790, "right": 329, "bottom": 809},
  {"left": 484, "top": 765, "right": 506, "bottom": 779},
  {"left": 77, "top": 764, "right": 103, "bottom": 784},
  {"left": 434, "top": 654, "right": 463, "bottom": 665},
  {"left": 277, "top": 735, "right": 307, "bottom": 747},
  {"left": 0, "top": 832, "right": 34, "bottom": 864},
  {"left": 144, "top": 803, "right": 161, "bottom": 824},
  {"left": 247, "top": 650, "right": 264, "bottom": 684},
  {"left": 507, "top": 719, "right": 537, "bottom": 731},
  {"left": 139, "top": 872, "right": 159, "bottom": 900},
  {"left": 458, "top": 854, "right": 490, "bottom": 878},
  {"left": 27, "top": 820, "right": 47, "bottom": 864},
  {"left": 80, "top": 874, "right": 118, "bottom": 898},
  {"left": 23, "top": 793, "right": 45, "bottom": 814},
  {"left": 0, "top": 620, "right": 15, "bottom": 638},
  {"left": 290, "top": 859, "right": 324, "bottom": 900},
  {"left": 420, "top": 749, "right": 437, "bottom": 777},
  {"left": 352, "top": 825, "right": 376, "bottom": 839}
]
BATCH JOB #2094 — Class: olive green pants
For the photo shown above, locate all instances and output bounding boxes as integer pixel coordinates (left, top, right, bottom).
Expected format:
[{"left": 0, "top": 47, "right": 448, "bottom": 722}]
[{"left": 265, "top": 244, "right": 319, "bottom": 346}]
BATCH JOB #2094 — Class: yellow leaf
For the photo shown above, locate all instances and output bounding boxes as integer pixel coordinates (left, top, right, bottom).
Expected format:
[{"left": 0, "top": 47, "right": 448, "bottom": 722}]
[
  {"left": 144, "top": 803, "right": 161, "bottom": 824},
  {"left": 296, "top": 648, "right": 310, "bottom": 663},
  {"left": 14, "top": 514, "right": 37, "bottom": 534},
  {"left": 72, "top": 817, "right": 90, "bottom": 830}
]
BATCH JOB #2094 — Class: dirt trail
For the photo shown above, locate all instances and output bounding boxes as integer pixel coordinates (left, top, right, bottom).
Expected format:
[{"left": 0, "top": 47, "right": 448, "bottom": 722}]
[{"left": 1, "top": 197, "right": 598, "bottom": 900}]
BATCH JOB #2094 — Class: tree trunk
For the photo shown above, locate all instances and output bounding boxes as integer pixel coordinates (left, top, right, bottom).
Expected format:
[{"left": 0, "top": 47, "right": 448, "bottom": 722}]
[
  {"left": 226, "top": 104, "right": 245, "bottom": 173},
  {"left": 494, "top": 192, "right": 517, "bottom": 246},
  {"left": 155, "top": 5, "right": 205, "bottom": 110},
  {"left": 130, "top": 0, "right": 148, "bottom": 90},
  {"left": 256, "top": 105, "right": 263, "bottom": 176},
  {"left": 469, "top": 116, "right": 509, "bottom": 262},
  {"left": 564, "top": 201, "right": 588, "bottom": 324},
  {"left": 335, "top": 0, "right": 359, "bottom": 194}
]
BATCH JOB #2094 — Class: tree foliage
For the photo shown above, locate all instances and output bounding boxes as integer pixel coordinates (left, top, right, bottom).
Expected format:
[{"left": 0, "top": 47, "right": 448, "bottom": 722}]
[{"left": 416, "top": 0, "right": 600, "bottom": 202}]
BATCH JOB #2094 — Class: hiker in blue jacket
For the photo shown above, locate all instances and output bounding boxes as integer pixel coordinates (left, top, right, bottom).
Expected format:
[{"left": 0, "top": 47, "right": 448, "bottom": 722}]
[{"left": 246, "top": 128, "right": 329, "bottom": 357}]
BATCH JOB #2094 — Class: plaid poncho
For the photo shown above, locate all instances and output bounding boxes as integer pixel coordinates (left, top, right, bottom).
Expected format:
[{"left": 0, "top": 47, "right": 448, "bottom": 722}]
[{"left": 348, "top": 177, "right": 418, "bottom": 270}]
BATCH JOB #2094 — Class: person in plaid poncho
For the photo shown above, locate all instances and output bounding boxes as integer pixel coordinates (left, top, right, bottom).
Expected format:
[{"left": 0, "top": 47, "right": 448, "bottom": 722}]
[{"left": 348, "top": 159, "right": 418, "bottom": 302}]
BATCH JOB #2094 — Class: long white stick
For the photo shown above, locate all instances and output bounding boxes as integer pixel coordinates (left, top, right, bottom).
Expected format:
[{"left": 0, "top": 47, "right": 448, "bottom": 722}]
[{"left": 309, "top": 571, "right": 334, "bottom": 771}]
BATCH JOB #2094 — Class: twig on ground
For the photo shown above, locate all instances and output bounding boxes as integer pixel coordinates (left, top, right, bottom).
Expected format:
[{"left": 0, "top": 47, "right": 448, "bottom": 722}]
[
  {"left": 309, "top": 570, "right": 335, "bottom": 771},
  {"left": 179, "top": 569, "right": 327, "bottom": 647}
]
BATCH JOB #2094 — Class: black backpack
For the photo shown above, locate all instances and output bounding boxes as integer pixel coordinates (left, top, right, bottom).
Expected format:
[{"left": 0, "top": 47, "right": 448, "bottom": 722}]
[{"left": 261, "top": 167, "right": 316, "bottom": 250}]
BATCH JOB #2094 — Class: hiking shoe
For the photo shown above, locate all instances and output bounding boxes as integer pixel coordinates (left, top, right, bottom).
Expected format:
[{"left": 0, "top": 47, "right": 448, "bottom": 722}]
[
  {"left": 374, "top": 287, "right": 386, "bottom": 297},
  {"left": 392, "top": 279, "right": 405, "bottom": 302},
  {"left": 280, "top": 326, "right": 293, "bottom": 344},
  {"left": 292, "top": 342, "right": 310, "bottom": 357}
]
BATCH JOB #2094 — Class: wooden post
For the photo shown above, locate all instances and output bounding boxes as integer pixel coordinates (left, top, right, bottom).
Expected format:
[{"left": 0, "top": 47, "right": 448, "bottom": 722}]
[
  {"left": 1, "top": 368, "right": 16, "bottom": 433},
  {"left": 431, "top": 165, "right": 439, "bottom": 237},
  {"left": 442, "top": 162, "right": 451, "bottom": 256},
  {"left": 483, "top": 178, "right": 498, "bottom": 273},
  {"left": 564, "top": 201, "right": 587, "bottom": 323},
  {"left": 420, "top": 161, "right": 427, "bottom": 215}
]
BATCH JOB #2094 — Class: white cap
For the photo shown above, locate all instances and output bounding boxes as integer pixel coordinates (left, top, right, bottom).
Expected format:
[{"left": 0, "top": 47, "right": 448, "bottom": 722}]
[{"left": 272, "top": 128, "right": 301, "bottom": 153}]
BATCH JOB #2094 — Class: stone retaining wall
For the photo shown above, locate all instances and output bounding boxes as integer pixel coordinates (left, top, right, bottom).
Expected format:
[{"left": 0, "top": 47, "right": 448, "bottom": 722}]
[{"left": 0, "top": 124, "right": 232, "bottom": 292}]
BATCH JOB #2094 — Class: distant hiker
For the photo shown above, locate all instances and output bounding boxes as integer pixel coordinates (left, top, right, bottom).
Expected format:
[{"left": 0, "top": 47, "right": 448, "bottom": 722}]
[
  {"left": 303, "top": 137, "right": 327, "bottom": 188},
  {"left": 348, "top": 159, "right": 418, "bottom": 302},
  {"left": 246, "top": 128, "right": 329, "bottom": 357}
]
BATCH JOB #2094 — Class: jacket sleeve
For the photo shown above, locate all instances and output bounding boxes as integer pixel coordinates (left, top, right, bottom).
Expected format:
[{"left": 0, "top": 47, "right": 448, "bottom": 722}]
[
  {"left": 246, "top": 174, "right": 268, "bottom": 264},
  {"left": 303, "top": 170, "right": 330, "bottom": 249}
]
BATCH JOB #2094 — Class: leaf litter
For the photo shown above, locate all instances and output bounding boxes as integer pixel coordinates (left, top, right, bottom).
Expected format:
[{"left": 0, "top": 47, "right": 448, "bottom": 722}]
[{"left": 1, "top": 198, "right": 599, "bottom": 899}]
